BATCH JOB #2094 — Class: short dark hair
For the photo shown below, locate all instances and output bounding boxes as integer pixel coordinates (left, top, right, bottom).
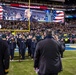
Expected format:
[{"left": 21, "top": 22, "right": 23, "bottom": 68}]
[
  {"left": 2, "top": 34, "right": 6, "bottom": 38},
  {"left": 46, "top": 30, "right": 52, "bottom": 36}
]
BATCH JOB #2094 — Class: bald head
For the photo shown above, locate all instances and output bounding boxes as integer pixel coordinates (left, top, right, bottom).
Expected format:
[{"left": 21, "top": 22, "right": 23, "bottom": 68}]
[{"left": 24, "top": 9, "right": 32, "bottom": 19}]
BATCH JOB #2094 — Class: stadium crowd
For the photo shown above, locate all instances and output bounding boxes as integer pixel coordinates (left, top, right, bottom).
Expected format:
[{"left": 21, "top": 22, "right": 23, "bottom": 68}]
[
  {"left": 0, "top": 20, "right": 28, "bottom": 30},
  {"left": 0, "top": 20, "right": 76, "bottom": 60}
]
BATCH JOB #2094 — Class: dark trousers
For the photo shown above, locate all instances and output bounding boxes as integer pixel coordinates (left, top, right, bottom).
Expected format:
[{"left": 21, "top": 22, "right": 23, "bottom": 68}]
[
  {"left": 38, "top": 73, "right": 58, "bottom": 75},
  {"left": 61, "top": 52, "right": 63, "bottom": 58},
  {"left": 21, "top": 48, "right": 26, "bottom": 59},
  {"left": 19, "top": 48, "right": 21, "bottom": 55},
  {"left": 31, "top": 48, "right": 35, "bottom": 58},
  {"left": 10, "top": 49, "right": 14, "bottom": 60},
  {"left": 28, "top": 46, "right": 31, "bottom": 56}
]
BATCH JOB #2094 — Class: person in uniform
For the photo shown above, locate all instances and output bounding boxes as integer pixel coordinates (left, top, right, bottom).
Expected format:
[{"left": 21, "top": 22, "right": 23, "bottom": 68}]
[
  {"left": 26, "top": 35, "right": 32, "bottom": 57},
  {"left": 17, "top": 34, "right": 22, "bottom": 56},
  {"left": 17, "top": 35, "right": 26, "bottom": 59},
  {"left": 31, "top": 37, "right": 37, "bottom": 58},
  {"left": 0, "top": 34, "right": 10, "bottom": 75},
  {"left": 20, "top": 35, "right": 26, "bottom": 59},
  {"left": 8, "top": 37, "right": 16, "bottom": 60}
]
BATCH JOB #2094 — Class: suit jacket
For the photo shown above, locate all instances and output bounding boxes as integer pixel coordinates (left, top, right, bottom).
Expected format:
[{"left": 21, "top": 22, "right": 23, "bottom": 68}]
[
  {"left": 17, "top": 38, "right": 26, "bottom": 49},
  {"left": 23, "top": 16, "right": 37, "bottom": 22},
  {"left": 8, "top": 40, "right": 16, "bottom": 50},
  {"left": 59, "top": 41, "right": 65, "bottom": 52},
  {"left": 26, "top": 39, "right": 32, "bottom": 47},
  {"left": 0, "top": 39, "right": 10, "bottom": 75},
  {"left": 34, "top": 37, "right": 63, "bottom": 75}
]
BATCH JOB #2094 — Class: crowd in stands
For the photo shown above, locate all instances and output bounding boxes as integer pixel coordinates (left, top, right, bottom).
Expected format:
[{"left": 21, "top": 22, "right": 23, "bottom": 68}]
[
  {"left": 65, "top": 19, "right": 76, "bottom": 25},
  {"left": 0, "top": 20, "right": 28, "bottom": 30},
  {"left": 0, "top": 20, "right": 76, "bottom": 43},
  {"left": 0, "top": 19, "right": 76, "bottom": 60}
]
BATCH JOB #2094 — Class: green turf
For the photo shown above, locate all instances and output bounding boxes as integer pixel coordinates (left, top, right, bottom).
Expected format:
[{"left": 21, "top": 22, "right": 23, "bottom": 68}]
[{"left": 8, "top": 51, "right": 76, "bottom": 75}]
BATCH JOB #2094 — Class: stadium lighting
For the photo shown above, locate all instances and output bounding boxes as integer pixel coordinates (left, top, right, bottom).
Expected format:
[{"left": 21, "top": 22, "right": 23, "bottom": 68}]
[
  {"left": 52, "top": 8, "right": 54, "bottom": 10},
  {"left": 0, "top": 24, "right": 1, "bottom": 29}
]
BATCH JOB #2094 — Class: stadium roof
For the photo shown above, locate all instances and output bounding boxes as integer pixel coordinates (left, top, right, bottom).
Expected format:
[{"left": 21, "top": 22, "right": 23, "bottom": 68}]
[
  {"left": 0, "top": 0, "right": 76, "bottom": 5},
  {"left": 0, "top": 0, "right": 76, "bottom": 10}
]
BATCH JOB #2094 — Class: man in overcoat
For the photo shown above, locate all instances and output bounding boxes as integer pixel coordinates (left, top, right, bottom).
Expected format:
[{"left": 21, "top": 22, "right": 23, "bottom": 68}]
[
  {"left": 34, "top": 30, "right": 63, "bottom": 75},
  {"left": 0, "top": 34, "right": 10, "bottom": 75}
]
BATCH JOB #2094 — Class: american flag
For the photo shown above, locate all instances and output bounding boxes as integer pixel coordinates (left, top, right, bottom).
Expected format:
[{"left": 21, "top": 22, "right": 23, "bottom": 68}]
[
  {"left": 0, "top": 6, "right": 3, "bottom": 20},
  {"left": 53, "top": 10, "right": 64, "bottom": 23}
]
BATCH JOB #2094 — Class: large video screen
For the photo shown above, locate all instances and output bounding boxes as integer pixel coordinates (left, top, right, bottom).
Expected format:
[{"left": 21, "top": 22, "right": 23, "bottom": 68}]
[
  {"left": 2, "top": 6, "right": 46, "bottom": 22},
  {"left": 52, "top": 10, "right": 64, "bottom": 23},
  {"left": 0, "top": 4, "right": 64, "bottom": 23}
]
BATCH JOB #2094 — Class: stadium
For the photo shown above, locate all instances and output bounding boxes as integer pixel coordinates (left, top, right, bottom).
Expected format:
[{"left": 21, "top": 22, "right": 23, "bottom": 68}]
[{"left": 0, "top": 0, "right": 76, "bottom": 75}]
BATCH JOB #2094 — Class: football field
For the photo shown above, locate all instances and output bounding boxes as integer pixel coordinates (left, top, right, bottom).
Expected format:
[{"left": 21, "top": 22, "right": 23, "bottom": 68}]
[{"left": 8, "top": 50, "right": 76, "bottom": 75}]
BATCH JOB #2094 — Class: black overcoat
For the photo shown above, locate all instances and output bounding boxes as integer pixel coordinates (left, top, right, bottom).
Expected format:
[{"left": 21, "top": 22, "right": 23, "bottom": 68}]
[{"left": 34, "top": 38, "right": 63, "bottom": 75}]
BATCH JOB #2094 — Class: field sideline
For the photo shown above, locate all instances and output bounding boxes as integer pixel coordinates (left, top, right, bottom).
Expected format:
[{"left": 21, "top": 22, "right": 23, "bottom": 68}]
[{"left": 8, "top": 50, "right": 76, "bottom": 75}]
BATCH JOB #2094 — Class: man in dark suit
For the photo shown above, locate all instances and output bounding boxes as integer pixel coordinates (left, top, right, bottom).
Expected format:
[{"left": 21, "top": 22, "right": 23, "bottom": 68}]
[
  {"left": 0, "top": 34, "right": 10, "bottom": 75},
  {"left": 34, "top": 30, "right": 63, "bottom": 75},
  {"left": 23, "top": 9, "right": 37, "bottom": 22}
]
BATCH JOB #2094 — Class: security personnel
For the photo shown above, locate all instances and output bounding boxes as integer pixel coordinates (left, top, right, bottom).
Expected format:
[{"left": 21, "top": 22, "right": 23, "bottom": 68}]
[{"left": 0, "top": 34, "right": 10, "bottom": 75}]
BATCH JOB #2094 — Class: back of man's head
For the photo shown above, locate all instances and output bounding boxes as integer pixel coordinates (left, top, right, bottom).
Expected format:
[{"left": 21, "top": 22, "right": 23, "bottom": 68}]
[
  {"left": 2, "top": 34, "right": 6, "bottom": 40},
  {"left": 46, "top": 30, "right": 52, "bottom": 37}
]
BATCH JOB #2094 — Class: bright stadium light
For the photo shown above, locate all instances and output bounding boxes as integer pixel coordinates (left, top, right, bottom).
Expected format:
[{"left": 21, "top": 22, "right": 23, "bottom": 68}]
[
  {"left": 52, "top": 8, "right": 54, "bottom": 10},
  {"left": 0, "top": 24, "right": 2, "bottom": 29}
]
